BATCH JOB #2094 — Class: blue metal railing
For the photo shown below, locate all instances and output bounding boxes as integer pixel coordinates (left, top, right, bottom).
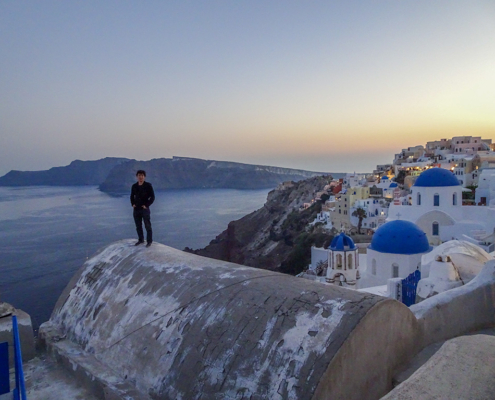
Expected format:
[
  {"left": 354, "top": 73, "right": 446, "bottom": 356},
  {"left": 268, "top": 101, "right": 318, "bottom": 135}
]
[
  {"left": 12, "top": 315, "right": 27, "bottom": 400},
  {"left": 401, "top": 270, "right": 421, "bottom": 307}
]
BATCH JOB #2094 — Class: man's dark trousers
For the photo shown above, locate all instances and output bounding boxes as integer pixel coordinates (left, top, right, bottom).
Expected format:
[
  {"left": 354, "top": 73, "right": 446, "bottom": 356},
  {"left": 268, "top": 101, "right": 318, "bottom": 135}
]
[{"left": 133, "top": 208, "right": 152, "bottom": 243}]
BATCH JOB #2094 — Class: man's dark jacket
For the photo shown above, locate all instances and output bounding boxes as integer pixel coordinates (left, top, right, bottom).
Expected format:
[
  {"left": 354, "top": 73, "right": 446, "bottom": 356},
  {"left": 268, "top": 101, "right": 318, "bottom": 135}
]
[{"left": 130, "top": 181, "right": 155, "bottom": 209}]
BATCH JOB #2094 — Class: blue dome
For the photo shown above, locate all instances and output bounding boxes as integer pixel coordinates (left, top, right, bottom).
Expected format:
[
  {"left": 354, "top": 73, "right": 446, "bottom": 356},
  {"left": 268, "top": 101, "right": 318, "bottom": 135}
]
[
  {"left": 369, "top": 220, "right": 430, "bottom": 255},
  {"left": 414, "top": 168, "right": 460, "bottom": 187},
  {"left": 329, "top": 232, "right": 356, "bottom": 251},
  {"left": 381, "top": 176, "right": 389, "bottom": 180},
  {"left": 389, "top": 182, "right": 398, "bottom": 188}
]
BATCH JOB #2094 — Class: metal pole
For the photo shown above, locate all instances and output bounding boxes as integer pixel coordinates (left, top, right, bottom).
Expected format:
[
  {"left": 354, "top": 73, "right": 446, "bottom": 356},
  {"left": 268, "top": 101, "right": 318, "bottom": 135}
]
[{"left": 12, "top": 316, "right": 27, "bottom": 400}]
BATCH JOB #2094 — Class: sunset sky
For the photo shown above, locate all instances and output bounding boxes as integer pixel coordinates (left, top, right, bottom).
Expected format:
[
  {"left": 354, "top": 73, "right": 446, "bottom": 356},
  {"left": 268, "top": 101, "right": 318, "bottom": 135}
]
[{"left": 1, "top": 1, "right": 494, "bottom": 176}]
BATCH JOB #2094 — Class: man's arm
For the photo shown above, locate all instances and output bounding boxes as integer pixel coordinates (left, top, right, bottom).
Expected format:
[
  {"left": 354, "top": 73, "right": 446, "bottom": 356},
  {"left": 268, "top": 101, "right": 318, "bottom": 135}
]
[
  {"left": 146, "top": 183, "right": 155, "bottom": 207},
  {"left": 130, "top": 184, "right": 136, "bottom": 206}
]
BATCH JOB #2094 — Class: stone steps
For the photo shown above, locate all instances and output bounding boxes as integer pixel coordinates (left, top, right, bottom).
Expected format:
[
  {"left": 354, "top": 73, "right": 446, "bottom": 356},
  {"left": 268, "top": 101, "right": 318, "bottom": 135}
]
[{"left": 36, "top": 322, "right": 150, "bottom": 400}]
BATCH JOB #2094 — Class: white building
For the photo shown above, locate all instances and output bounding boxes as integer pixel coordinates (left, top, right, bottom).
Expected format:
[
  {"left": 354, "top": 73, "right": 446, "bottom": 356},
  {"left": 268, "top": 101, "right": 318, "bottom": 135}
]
[
  {"left": 450, "top": 136, "right": 491, "bottom": 154},
  {"left": 416, "top": 255, "right": 462, "bottom": 299},
  {"left": 387, "top": 167, "right": 495, "bottom": 246},
  {"left": 350, "top": 198, "right": 388, "bottom": 230},
  {"left": 417, "top": 240, "right": 493, "bottom": 300},
  {"left": 359, "top": 220, "right": 431, "bottom": 288},
  {"left": 343, "top": 173, "right": 367, "bottom": 188},
  {"left": 420, "top": 240, "right": 492, "bottom": 282},
  {"left": 326, "top": 232, "right": 359, "bottom": 286},
  {"left": 476, "top": 168, "right": 495, "bottom": 206}
]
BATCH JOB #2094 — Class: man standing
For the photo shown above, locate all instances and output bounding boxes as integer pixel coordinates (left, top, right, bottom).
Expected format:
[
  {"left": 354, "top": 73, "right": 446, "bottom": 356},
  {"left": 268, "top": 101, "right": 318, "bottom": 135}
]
[{"left": 130, "top": 170, "right": 155, "bottom": 247}]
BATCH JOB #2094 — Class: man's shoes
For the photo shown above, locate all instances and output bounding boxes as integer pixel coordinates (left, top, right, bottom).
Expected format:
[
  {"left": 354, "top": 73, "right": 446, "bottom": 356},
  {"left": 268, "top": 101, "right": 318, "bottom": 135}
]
[
  {"left": 135, "top": 240, "right": 144, "bottom": 246},
  {"left": 146, "top": 242, "right": 152, "bottom": 248}
]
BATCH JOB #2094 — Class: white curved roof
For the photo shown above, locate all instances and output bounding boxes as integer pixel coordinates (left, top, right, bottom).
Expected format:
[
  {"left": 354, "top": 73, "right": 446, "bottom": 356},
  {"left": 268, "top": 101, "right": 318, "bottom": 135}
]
[{"left": 422, "top": 240, "right": 493, "bottom": 282}]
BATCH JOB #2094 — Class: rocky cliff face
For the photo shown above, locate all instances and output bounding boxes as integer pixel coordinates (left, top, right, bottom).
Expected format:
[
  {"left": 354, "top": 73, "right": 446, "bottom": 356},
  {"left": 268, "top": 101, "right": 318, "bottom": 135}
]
[
  {"left": 0, "top": 156, "right": 331, "bottom": 191},
  {"left": 188, "top": 175, "right": 334, "bottom": 274},
  {"left": 99, "top": 157, "right": 328, "bottom": 192},
  {"left": 0, "top": 158, "right": 129, "bottom": 186}
]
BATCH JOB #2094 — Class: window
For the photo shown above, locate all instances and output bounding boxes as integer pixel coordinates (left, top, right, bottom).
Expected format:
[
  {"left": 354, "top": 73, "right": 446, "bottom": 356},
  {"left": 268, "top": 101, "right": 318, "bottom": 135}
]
[
  {"left": 348, "top": 255, "right": 353, "bottom": 269},
  {"left": 453, "top": 193, "right": 457, "bottom": 206},
  {"left": 336, "top": 254, "right": 342, "bottom": 269},
  {"left": 432, "top": 222, "right": 439, "bottom": 236},
  {"left": 372, "top": 260, "right": 376, "bottom": 275},
  {"left": 392, "top": 264, "right": 399, "bottom": 278},
  {"left": 417, "top": 192, "right": 421, "bottom": 206},
  {"left": 434, "top": 194, "right": 440, "bottom": 206}
]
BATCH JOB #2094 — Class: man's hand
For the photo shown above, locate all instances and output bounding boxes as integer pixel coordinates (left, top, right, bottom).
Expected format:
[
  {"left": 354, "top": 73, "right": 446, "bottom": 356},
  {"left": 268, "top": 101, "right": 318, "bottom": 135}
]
[
  {"left": 142, "top": 205, "right": 147, "bottom": 209},
  {"left": 132, "top": 205, "right": 136, "bottom": 208}
]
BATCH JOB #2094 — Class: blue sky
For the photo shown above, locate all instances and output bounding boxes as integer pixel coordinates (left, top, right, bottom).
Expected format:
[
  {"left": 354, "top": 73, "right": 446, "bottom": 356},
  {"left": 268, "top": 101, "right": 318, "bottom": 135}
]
[{"left": 1, "top": 1, "right": 494, "bottom": 175}]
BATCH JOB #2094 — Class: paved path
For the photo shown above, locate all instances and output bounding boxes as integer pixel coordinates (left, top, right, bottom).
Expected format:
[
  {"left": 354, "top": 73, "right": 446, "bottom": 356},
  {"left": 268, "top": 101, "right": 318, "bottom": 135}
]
[
  {"left": 393, "top": 327, "right": 495, "bottom": 385},
  {"left": 383, "top": 328, "right": 495, "bottom": 400},
  {"left": 22, "top": 356, "right": 98, "bottom": 400}
]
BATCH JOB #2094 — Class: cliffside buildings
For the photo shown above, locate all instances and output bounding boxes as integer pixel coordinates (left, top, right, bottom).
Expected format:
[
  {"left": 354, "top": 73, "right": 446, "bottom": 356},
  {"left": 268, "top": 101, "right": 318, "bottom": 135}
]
[
  {"left": 308, "top": 135, "right": 495, "bottom": 306},
  {"left": 318, "top": 135, "right": 495, "bottom": 238},
  {"left": 330, "top": 186, "right": 370, "bottom": 232},
  {"left": 395, "top": 136, "right": 494, "bottom": 188}
]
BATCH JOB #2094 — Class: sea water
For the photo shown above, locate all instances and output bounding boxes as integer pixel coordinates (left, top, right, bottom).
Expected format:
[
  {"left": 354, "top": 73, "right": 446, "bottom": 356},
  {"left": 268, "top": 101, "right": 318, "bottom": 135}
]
[{"left": 0, "top": 186, "right": 269, "bottom": 328}]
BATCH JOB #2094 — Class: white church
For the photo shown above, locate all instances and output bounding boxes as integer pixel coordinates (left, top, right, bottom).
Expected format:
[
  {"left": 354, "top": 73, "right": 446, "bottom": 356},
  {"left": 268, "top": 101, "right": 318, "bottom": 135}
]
[
  {"left": 387, "top": 167, "right": 495, "bottom": 249},
  {"left": 360, "top": 220, "right": 431, "bottom": 288},
  {"left": 307, "top": 167, "right": 495, "bottom": 303}
]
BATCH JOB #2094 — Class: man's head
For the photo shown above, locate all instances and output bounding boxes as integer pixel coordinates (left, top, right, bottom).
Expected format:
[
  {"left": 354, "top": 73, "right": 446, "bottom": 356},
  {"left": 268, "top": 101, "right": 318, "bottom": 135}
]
[{"left": 136, "top": 170, "right": 146, "bottom": 184}]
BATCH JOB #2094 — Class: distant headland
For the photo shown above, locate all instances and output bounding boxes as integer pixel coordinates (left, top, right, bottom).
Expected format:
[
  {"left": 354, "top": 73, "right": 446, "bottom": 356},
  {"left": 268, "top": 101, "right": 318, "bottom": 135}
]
[{"left": 0, "top": 156, "right": 342, "bottom": 192}]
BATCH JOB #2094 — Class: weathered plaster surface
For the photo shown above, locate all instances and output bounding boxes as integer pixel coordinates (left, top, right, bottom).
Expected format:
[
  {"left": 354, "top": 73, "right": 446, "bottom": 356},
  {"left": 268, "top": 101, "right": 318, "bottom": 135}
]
[
  {"left": 412, "top": 259, "right": 495, "bottom": 348},
  {"left": 45, "top": 240, "right": 419, "bottom": 399},
  {"left": 380, "top": 335, "right": 495, "bottom": 400},
  {"left": 420, "top": 240, "right": 493, "bottom": 282},
  {"left": 313, "top": 300, "right": 420, "bottom": 400},
  {"left": 0, "top": 302, "right": 35, "bottom": 363}
]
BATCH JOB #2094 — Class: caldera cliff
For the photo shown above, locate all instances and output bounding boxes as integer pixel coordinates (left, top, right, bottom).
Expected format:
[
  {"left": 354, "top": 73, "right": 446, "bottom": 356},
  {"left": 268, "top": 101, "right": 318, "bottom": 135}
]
[
  {"left": 99, "top": 157, "right": 328, "bottom": 192},
  {"left": 187, "top": 175, "right": 335, "bottom": 274}
]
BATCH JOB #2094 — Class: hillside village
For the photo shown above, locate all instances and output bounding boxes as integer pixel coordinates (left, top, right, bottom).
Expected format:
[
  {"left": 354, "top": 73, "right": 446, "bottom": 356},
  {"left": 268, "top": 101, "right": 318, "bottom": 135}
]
[
  {"left": 304, "top": 135, "right": 495, "bottom": 308},
  {"left": 313, "top": 135, "right": 493, "bottom": 233}
]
